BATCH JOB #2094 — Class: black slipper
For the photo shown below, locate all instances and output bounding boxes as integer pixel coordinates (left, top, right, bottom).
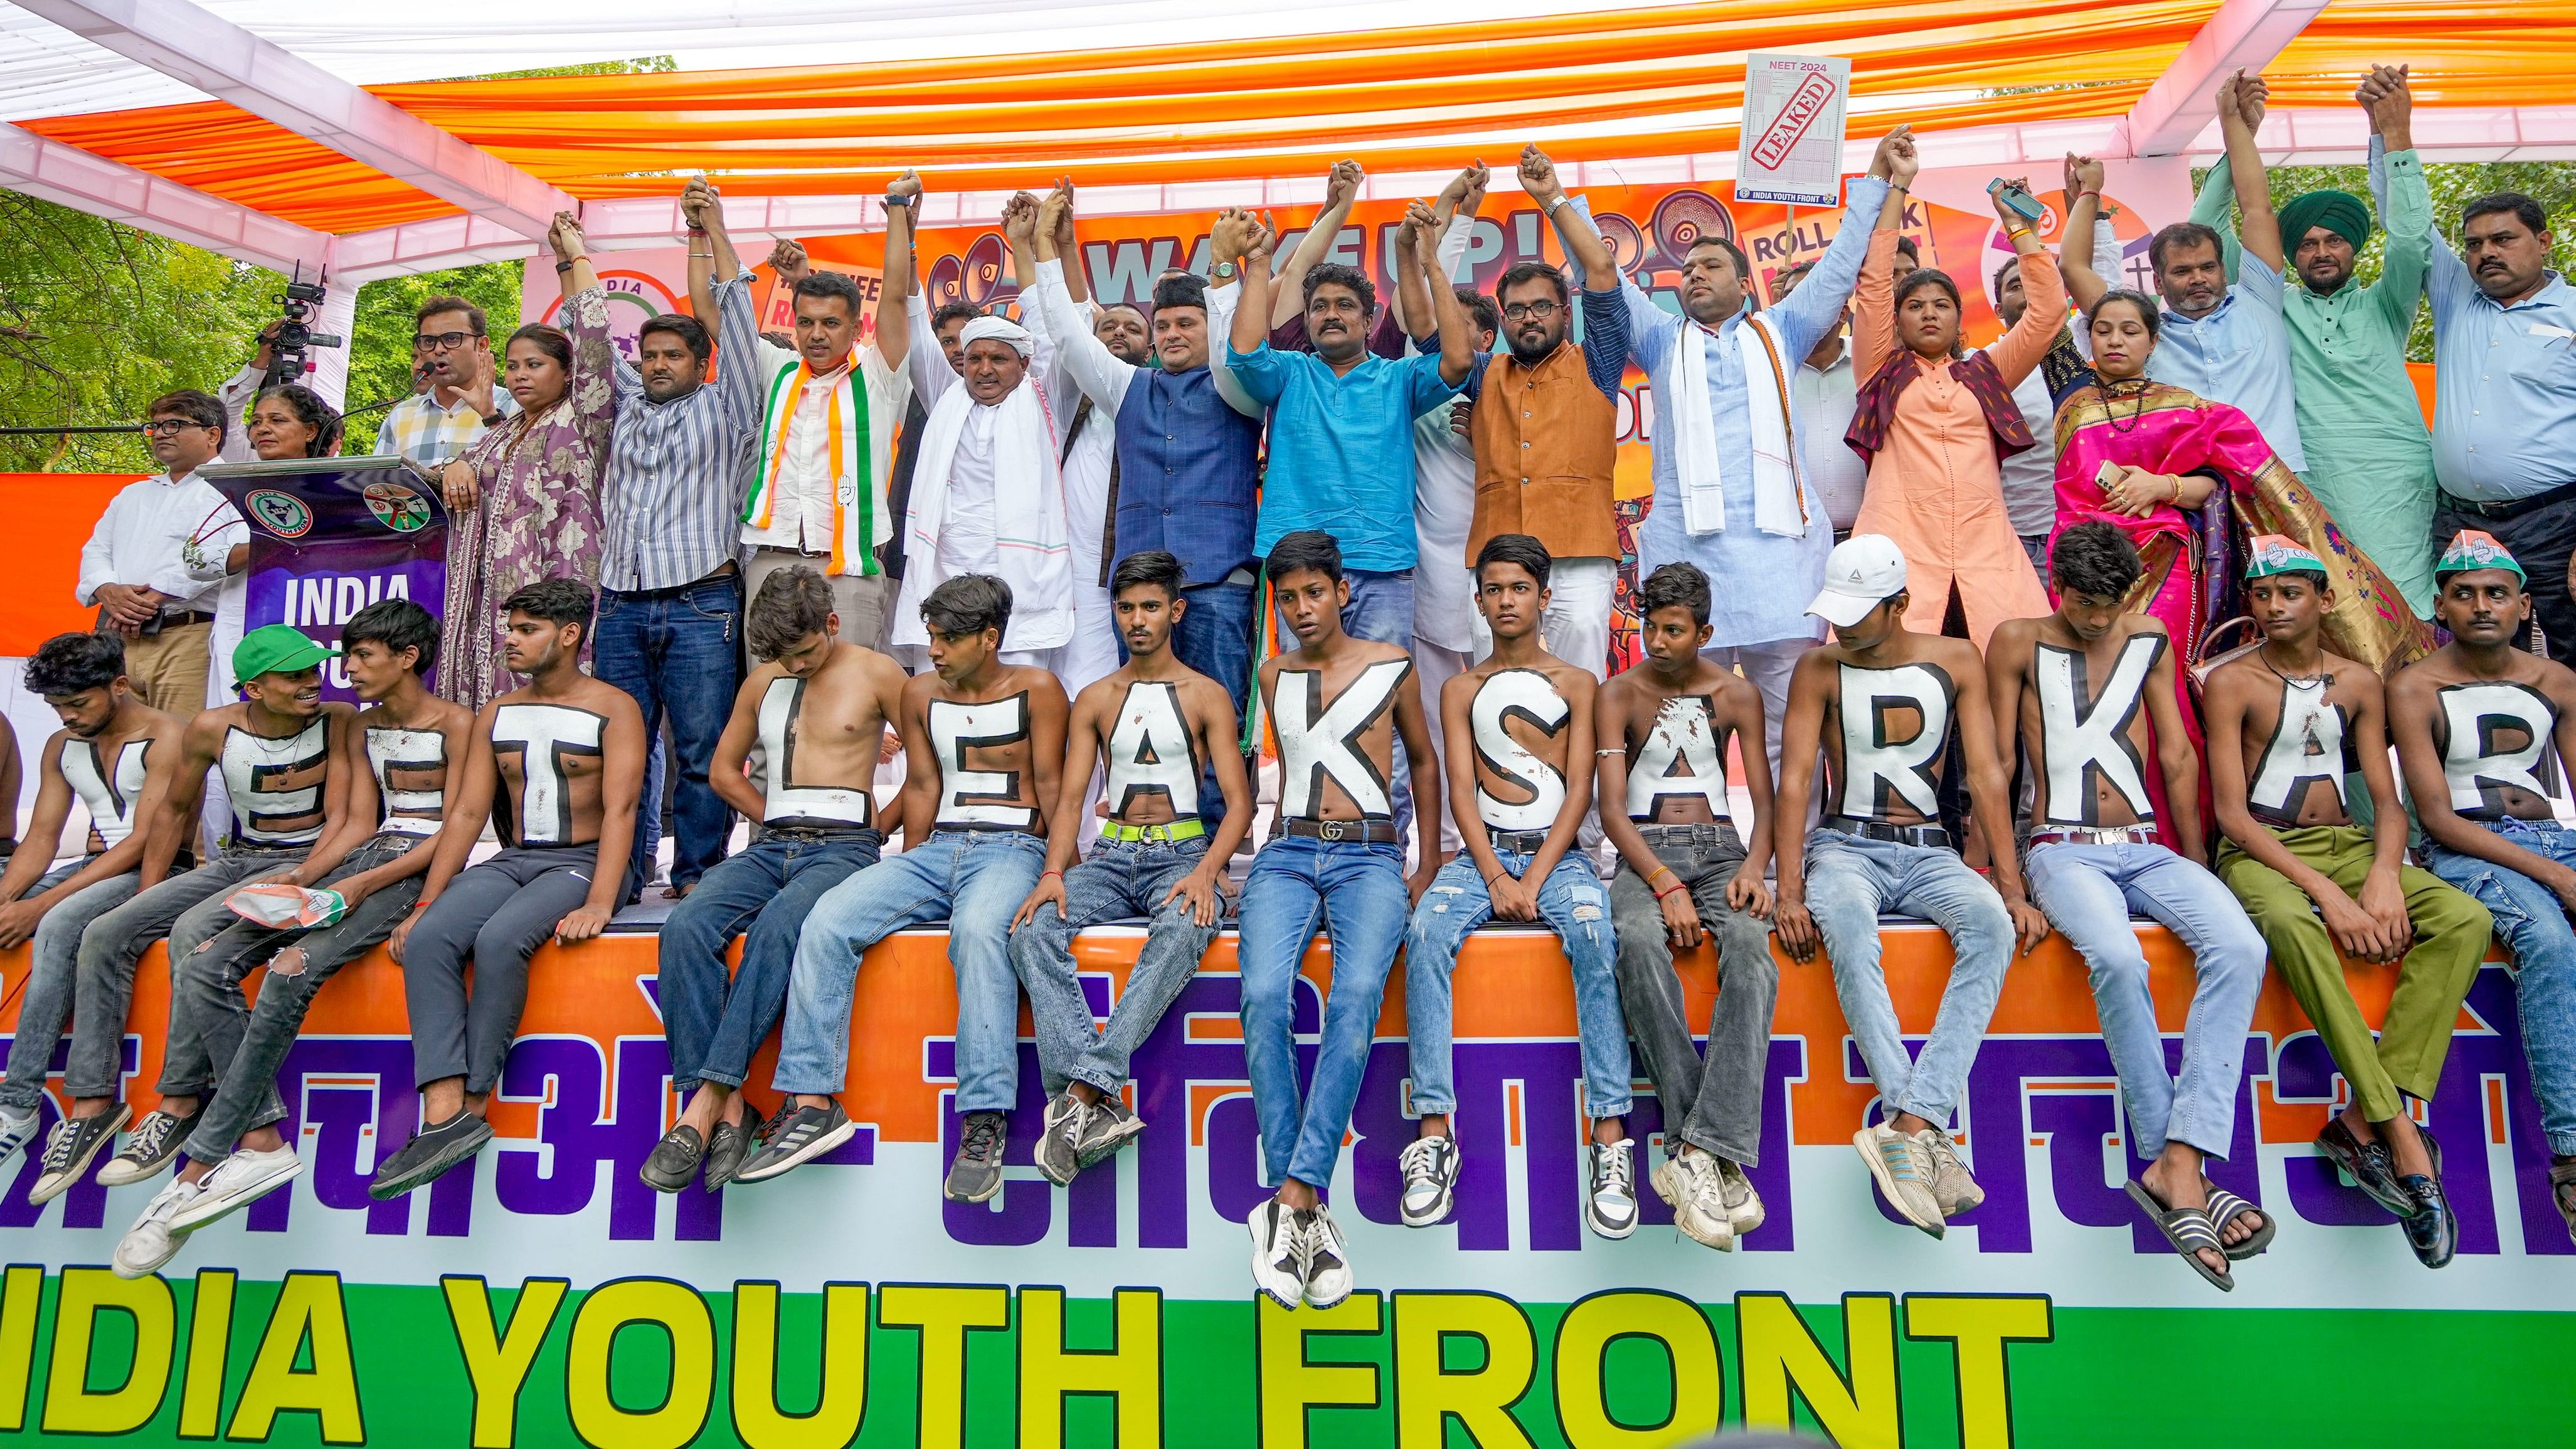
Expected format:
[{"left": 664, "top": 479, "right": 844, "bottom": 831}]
[
  {"left": 2202, "top": 1181, "right": 2276, "bottom": 1260},
  {"left": 2550, "top": 1160, "right": 2576, "bottom": 1250},
  {"left": 2126, "top": 1179, "right": 2232, "bottom": 1292}
]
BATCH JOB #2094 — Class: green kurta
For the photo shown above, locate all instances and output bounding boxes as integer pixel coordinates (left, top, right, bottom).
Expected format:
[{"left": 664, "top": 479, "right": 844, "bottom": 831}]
[{"left": 2196, "top": 149, "right": 2438, "bottom": 617}]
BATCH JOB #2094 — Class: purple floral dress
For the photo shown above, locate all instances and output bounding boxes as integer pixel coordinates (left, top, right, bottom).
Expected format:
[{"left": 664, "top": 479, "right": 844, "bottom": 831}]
[{"left": 438, "top": 284, "right": 614, "bottom": 708}]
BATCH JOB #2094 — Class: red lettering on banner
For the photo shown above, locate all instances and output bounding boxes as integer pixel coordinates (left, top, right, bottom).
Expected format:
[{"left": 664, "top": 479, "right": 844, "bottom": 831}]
[{"left": 1752, "top": 71, "right": 1836, "bottom": 171}]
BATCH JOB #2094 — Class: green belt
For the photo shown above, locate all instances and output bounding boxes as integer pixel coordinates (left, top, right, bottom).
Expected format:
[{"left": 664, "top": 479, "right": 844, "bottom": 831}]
[{"left": 1100, "top": 818, "right": 1205, "bottom": 844}]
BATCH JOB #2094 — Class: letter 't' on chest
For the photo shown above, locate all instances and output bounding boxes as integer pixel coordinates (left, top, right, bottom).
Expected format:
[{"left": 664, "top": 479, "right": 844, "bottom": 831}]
[{"left": 492, "top": 704, "right": 605, "bottom": 847}]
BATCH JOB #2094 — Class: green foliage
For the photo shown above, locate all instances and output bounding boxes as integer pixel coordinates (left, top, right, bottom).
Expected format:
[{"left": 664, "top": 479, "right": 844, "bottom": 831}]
[
  {"left": 343, "top": 264, "right": 524, "bottom": 423},
  {"left": 0, "top": 189, "right": 279, "bottom": 472}
]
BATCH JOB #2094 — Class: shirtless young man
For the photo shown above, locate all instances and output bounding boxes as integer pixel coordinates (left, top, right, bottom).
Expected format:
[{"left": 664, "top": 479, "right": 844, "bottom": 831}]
[
  {"left": 0, "top": 635, "right": 181, "bottom": 1169},
  {"left": 2206, "top": 536, "right": 2488, "bottom": 1270},
  {"left": 29, "top": 625, "right": 354, "bottom": 1207},
  {"left": 642, "top": 566, "right": 910, "bottom": 1193},
  {"left": 1596, "top": 562, "right": 1778, "bottom": 1251},
  {"left": 1243, "top": 529, "right": 1442, "bottom": 1312},
  {"left": 2392, "top": 531, "right": 2576, "bottom": 1249},
  {"left": 1989, "top": 523, "right": 2270, "bottom": 1289},
  {"left": 1009, "top": 549, "right": 1254, "bottom": 1186},
  {"left": 1397, "top": 534, "right": 1631, "bottom": 1239},
  {"left": 736, "top": 573, "right": 1068, "bottom": 1204},
  {"left": 371, "top": 580, "right": 646, "bottom": 1200},
  {"left": 117, "top": 600, "right": 474, "bottom": 1273},
  {"left": 1773, "top": 534, "right": 2045, "bottom": 1236}
]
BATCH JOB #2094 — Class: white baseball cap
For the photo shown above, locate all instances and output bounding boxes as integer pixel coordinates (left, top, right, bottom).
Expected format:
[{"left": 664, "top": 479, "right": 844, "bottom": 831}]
[{"left": 1807, "top": 534, "right": 1909, "bottom": 627}]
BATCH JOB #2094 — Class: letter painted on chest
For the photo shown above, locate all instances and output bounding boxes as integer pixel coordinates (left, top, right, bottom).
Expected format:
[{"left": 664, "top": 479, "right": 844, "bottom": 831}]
[
  {"left": 1837, "top": 662, "right": 1952, "bottom": 819},
  {"left": 491, "top": 704, "right": 605, "bottom": 847},
  {"left": 1626, "top": 695, "right": 1727, "bottom": 820},
  {"left": 1276, "top": 659, "right": 1411, "bottom": 819},
  {"left": 365, "top": 726, "right": 448, "bottom": 837},
  {"left": 63, "top": 737, "right": 151, "bottom": 851},
  {"left": 2035, "top": 637, "right": 2161, "bottom": 825},
  {"left": 223, "top": 718, "right": 331, "bottom": 844},
  {"left": 929, "top": 693, "right": 1034, "bottom": 828},
  {"left": 2438, "top": 681, "right": 2562, "bottom": 817},
  {"left": 1105, "top": 681, "right": 1200, "bottom": 819},
  {"left": 760, "top": 677, "right": 874, "bottom": 826},
  {"left": 2247, "top": 679, "right": 2346, "bottom": 823},
  {"left": 1470, "top": 669, "right": 1570, "bottom": 831}
]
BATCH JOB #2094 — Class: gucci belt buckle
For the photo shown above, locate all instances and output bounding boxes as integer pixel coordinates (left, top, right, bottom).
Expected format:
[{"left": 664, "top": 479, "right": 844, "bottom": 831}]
[{"left": 1317, "top": 820, "right": 1348, "bottom": 842}]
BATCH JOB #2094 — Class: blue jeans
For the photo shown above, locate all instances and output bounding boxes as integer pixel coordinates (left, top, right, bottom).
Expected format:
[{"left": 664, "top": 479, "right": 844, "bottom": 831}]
[
  {"left": 773, "top": 829, "right": 1046, "bottom": 1110},
  {"left": 1238, "top": 834, "right": 1411, "bottom": 1191},
  {"left": 1171, "top": 580, "right": 1255, "bottom": 812},
  {"left": 660, "top": 827, "right": 882, "bottom": 1095},
  {"left": 1406, "top": 848, "right": 1631, "bottom": 1118},
  {"left": 596, "top": 574, "right": 743, "bottom": 889},
  {"left": 2025, "top": 841, "right": 2269, "bottom": 1158},
  {"left": 1007, "top": 835, "right": 1221, "bottom": 1094},
  {"left": 2426, "top": 817, "right": 2576, "bottom": 1157},
  {"left": 1802, "top": 829, "right": 2013, "bottom": 1124},
  {"left": 0, "top": 862, "right": 139, "bottom": 1115},
  {"left": 1276, "top": 568, "right": 1418, "bottom": 841}
]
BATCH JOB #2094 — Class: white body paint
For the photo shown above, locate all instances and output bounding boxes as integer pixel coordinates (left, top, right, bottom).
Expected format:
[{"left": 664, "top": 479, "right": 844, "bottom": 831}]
[
  {"left": 1105, "top": 681, "right": 1200, "bottom": 820},
  {"left": 491, "top": 703, "right": 605, "bottom": 847},
  {"left": 2035, "top": 636, "right": 2161, "bottom": 825},
  {"left": 61, "top": 736, "right": 151, "bottom": 849},
  {"left": 1625, "top": 694, "right": 1729, "bottom": 822},
  {"left": 364, "top": 725, "right": 448, "bottom": 837},
  {"left": 1276, "top": 659, "right": 1411, "bottom": 820},
  {"left": 220, "top": 716, "right": 331, "bottom": 846},
  {"left": 758, "top": 677, "right": 874, "bottom": 827},
  {"left": 928, "top": 692, "right": 1034, "bottom": 830},
  {"left": 1470, "top": 669, "right": 1569, "bottom": 831},
  {"left": 2247, "top": 678, "right": 2346, "bottom": 824},
  {"left": 1835, "top": 662, "right": 1951, "bottom": 820},
  {"left": 2438, "top": 681, "right": 2561, "bottom": 819}
]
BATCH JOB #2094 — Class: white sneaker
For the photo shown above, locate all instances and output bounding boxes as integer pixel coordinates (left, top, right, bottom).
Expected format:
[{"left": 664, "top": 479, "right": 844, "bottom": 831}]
[
  {"left": 0, "top": 1107, "right": 38, "bottom": 1160},
  {"left": 112, "top": 1180, "right": 203, "bottom": 1279},
  {"left": 1855, "top": 1123, "right": 1944, "bottom": 1236},
  {"left": 1396, "top": 1134, "right": 1460, "bottom": 1228},
  {"left": 1584, "top": 1140, "right": 1640, "bottom": 1239},
  {"left": 169, "top": 1147, "right": 304, "bottom": 1231},
  {"left": 1247, "top": 1198, "right": 1307, "bottom": 1309},
  {"left": 1668, "top": 1152, "right": 1734, "bottom": 1251},
  {"left": 1650, "top": 1146, "right": 1707, "bottom": 1211},
  {"left": 1713, "top": 1157, "right": 1767, "bottom": 1236},
  {"left": 1300, "top": 1205, "right": 1354, "bottom": 1309},
  {"left": 1921, "top": 1127, "right": 1985, "bottom": 1218}
]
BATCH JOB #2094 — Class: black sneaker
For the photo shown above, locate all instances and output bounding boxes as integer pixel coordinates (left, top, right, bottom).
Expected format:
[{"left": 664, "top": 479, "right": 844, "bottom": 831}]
[
  {"left": 945, "top": 1110, "right": 1009, "bottom": 1203},
  {"left": 28, "top": 1104, "right": 131, "bottom": 1207},
  {"left": 702, "top": 1118, "right": 750, "bottom": 1191},
  {"left": 732, "top": 1101, "right": 855, "bottom": 1184},
  {"left": 97, "top": 1103, "right": 204, "bottom": 1188},
  {"left": 1072, "top": 1094, "right": 1146, "bottom": 1168},
  {"left": 368, "top": 1112, "right": 494, "bottom": 1201},
  {"left": 1034, "top": 1094, "right": 1086, "bottom": 1187},
  {"left": 639, "top": 1124, "right": 706, "bottom": 1193}
]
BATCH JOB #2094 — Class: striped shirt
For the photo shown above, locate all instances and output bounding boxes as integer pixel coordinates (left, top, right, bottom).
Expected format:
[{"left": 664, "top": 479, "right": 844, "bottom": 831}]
[
  {"left": 599, "top": 271, "right": 763, "bottom": 591},
  {"left": 373, "top": 389, "right": 517, "bottom": 467}
]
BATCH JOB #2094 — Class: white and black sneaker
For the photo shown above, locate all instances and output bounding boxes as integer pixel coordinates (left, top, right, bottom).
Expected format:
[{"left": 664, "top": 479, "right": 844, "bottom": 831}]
[
  {"left": 28, "top": 1104, "right": 130, "bottom": 1206},
  {"left": 97, "top": 1105, "right": 201, "bottom": 1187},
  {"left": 1247, "top": 1197, "right": 1308, "bottom": 1309},
  {"left": 1034, "top": 1094, "right": 1088, "bottom": 1187},
  {"left": 1585, "top": 1139, "right": 1640, "bottom": 1239},
  {"left": 732, "top": 1100, "right": 856, "bottom": 1184},
  {"left": 1071, "top": 1094, "right": 1146, "bottom": 1168},
  {"left": 0, "top": 1107, "right": 40, "bottom": 1162},
  {"left": 1397, "top": 1134, "right": 1461, "bottom": 1227},
  {"left": 169, "top": 1145, "right": 304, "bottom": 1231},
  {"left": 1300, "top": 1205, "right": 1354, "bottom": 1308},
  {"left": 943, "top": 1110, "right": 1009, "bottom": 1203}
]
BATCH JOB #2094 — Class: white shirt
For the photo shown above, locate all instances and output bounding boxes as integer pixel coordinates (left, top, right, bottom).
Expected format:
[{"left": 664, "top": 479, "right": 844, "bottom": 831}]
[
  {"left": 935, "top": 405, "right": 1005, "bottom": 578},
  {"left": 1794, "top": 348, "right": 1867, "bottom": 531},
  {"left": 746, "top": 359, "right": 852, "bottom": 553},
  {"left": 1999, "top": 363, "right": 2060, "bottom": 538},
  {"left": 78, "top": 469, "right": 245, "bottom": 613},
  {"left": 1409, "top": 217, "right": 1480, "bottom": 654}
]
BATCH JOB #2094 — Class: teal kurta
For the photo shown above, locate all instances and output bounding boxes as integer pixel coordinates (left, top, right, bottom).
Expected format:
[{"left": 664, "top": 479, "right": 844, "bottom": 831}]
[{"left": 2196, "top": 149, "right": 2438, "bottom": 617}]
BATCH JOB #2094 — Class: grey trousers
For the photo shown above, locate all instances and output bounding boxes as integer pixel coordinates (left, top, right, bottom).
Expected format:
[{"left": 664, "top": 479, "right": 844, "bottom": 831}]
[
  {"left": 176, "top": 834, "right": 430, "bottom": 1158},
  {"left": 0, "top": 861, "right": 141, "bottom": 1114},
  {"left": 56, "top": 846, "right": 310, "bottom": 1103},
  {"left": 1607, "top": 822, "right": 1779, "bottom": 1164},
  {"left": 400, "top": 845, "right": 597, "bottom": 1094}
]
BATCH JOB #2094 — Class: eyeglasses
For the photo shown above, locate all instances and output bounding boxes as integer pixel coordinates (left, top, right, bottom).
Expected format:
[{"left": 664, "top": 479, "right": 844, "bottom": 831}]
[
  {"left": 1502, "top": 301, "right": 1561, "bottom": 322},
  {"left": 413, "top": 330, "right": 482, "bottom": 351},
  {"left": 140, "top": 419, "right": 211, "bottom": 437}
]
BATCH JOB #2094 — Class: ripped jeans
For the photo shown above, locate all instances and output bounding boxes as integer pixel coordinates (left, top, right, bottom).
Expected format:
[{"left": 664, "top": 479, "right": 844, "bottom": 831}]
[
  {"left": 2424, "top": 816, "right": 2576, "bottom": 1158},
  {"left": 1404, "top": 846, "right": 1631, "bottom": 1120}
]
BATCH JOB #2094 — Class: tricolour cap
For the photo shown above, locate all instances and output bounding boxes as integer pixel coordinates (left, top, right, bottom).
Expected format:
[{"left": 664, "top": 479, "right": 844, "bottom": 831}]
[
  {"left": 2434, "top": 528, "right": 2525, "bottom": 582},
  {"left": 230, "top": 624, "right": 338, "bottom": 683},
  {"left": 1807, "top": 534, "right": 1909, "bottom": 628},
  {"left": 2244, "top": 535, "right": 2326, "bottom": 581}
]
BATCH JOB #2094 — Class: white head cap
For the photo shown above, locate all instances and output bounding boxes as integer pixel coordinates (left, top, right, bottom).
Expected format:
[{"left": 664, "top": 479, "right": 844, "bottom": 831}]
[
  {"left": 958, "top": 314, "right": 1033, "bottom": 358},
  {"left": 1807, "top": 533, "right": 1909, "bottom": 628}
]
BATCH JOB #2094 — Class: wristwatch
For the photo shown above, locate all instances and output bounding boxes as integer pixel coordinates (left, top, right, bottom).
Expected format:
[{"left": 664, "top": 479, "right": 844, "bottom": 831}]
[
  {"left": 1212, "top": 261, "right": 1239, "bottom": 280},
  {"left": 883, "top": 192, "right": 913, "bottom": 208}
]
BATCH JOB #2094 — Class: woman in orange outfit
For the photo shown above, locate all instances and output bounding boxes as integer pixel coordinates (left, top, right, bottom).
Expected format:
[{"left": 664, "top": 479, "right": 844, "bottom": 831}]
[{"left": 1845, "top": 147, "right": 2064, "bottom": 649}]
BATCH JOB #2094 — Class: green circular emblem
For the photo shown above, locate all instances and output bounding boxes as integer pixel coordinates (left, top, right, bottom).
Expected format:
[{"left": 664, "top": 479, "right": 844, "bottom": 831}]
[{"left": 246, "top": 489, "right": 313, "bottom": 539}]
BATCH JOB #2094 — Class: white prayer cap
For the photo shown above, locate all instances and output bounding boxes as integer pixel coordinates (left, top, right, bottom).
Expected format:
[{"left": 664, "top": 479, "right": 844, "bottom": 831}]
[{"left": 958, "top": 315, "right": 1034, "bottom": 358}]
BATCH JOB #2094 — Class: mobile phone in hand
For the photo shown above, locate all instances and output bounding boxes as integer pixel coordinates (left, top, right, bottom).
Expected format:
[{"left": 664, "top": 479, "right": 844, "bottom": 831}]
[{"left": 1990, "top": 179, "right": 2046, "bottom": 223}]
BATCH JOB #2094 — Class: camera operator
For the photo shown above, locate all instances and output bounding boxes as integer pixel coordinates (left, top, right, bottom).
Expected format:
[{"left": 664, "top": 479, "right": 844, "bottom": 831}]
[{"left": 373, "top": 295, "right": 517, "bottom": 466}]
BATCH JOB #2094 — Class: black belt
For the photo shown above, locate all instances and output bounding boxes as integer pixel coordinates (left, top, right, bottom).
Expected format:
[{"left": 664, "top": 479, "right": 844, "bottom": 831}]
[
  {"left": 611, "top": 563, "right": 739, "bottom": 600},
  {"left": 1487, "top": 827, "right": 1551, "bottom": 854},
  {"left": 2439, "top": 482, "right": 2576, "bottom": 523},
  {"left": 754, "top": 544, "right": 833, "bottom": 558},
  {"left": 157, "top": 610, "right": 217, "bottom": 629},
  {"left": 1283, "top": 817, "right": 1399, "bottom": 844},
  {"left": 760, "top": 820, "right": 879, "bottom": 841},
  {"left": 1823, "top": 816, "right": 1953, "bottom": 849}
]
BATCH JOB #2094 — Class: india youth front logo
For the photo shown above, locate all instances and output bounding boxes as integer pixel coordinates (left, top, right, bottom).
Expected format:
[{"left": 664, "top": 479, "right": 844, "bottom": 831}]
[
  {"left": 246, "top": 488, "right": 313, "bottom": 538},
  {"left": 364, "top": 481, "right": 433, "bottom": 533}
]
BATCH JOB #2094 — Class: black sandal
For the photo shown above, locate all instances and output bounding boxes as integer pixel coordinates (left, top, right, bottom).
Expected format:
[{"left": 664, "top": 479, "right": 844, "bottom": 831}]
[
  {"left": 2125, "top": 1179, "right": 2233, "bottom": 1292},
  {"left": 2202, "top": 1181, "right": 2275, "bottom": 1260}
]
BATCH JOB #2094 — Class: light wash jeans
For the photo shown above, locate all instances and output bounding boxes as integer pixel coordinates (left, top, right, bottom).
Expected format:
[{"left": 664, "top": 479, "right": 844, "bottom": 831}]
[
  {"left": 2024, "top": 840, "right": 2269, "bottom": 1158},
  {"left": 1802, "top": 828, "right": 2012, "bottom": 1124},
  {"left": 0, "top": 861, "right": 140, "bottom": 1115},
  {"left": 2425, "top": 816, "right": 2576, "bottom": 1157},
  {"left": 772, "top": 829, "right": 1046, "bottom": 1110},
  {"left": 1280, "top": 568, "right": 1418, "bottom": 841},
  {"left": 1405, "top": 846, "right": 1630, "bottom": 1118},
  {"left": 1008, "top": 834, "right": 1221, "bottom": 1095},
  {"left": 659, "top": 827, "right": 881, "bottom": 1094},
  {"left": 1239, "top": 834, "right": 1411, "bottom": 1191}
]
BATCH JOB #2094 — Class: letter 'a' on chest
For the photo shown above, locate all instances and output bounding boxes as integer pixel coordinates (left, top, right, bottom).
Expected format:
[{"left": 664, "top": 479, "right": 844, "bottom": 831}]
[
  {"left": 2438, "top": 680, "right": 2563, "bottom": 818},
  {"left": 1835, "top": 662, "right": 1952, "bottom": 820},
  {"left": 492, "top": 704, "right": 606, "bottom": 847},
  {"left": 928, "top": 692, "right": 1035, "bottom": 828},
  {"left": 1470, "top": 668, "right": 1571, "bottom": 831},
  {"left": 2247, "top": 678, "right": 2348, "bottom": 822},
  {"left": 1627, "top": 694, "right": 1729, "bottom": 820},
  {"left": 1276, "top": 658, "right": 1411, "bottom": 820},
  {"left": 1106, "top": 681, "right": 1201, "bottom": 819},
  {"left": 2034, "top": 636, "right": 2160, "bottom": 825}
]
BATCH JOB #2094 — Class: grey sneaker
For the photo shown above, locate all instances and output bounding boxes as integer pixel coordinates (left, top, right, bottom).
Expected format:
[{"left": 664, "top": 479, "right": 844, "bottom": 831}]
[
  {"left": 1300, "top": 1205, "right": 1354, "bottom": 1308},
  {"left": 29, "top": 1104, "right": 130, "bottom": 1206},
  {"left": 1071, "top": 1094, "right": 1146, "bottom": 1167},
  {"left": 1397, "top": 1134, "right": 1461, "bottom": 1228},
  {"left": 732, "top": 1101, "right": 855, "bottom": 1184},
  {"left": 1247, "top": 1197, "right": 1308, "bottom": 1309},
  {"left": 1650, "top": 1145, "right": 1707, "bottom": 1211},
  {"left": 97, "top": 1105, "right": 203, "bottom": 1187},
  {"left": 1855, "top": 1123, "right": 1944, "bottom": 1236},
  {"left": 1034, "top": 1094, "right": 1087, "bottom": 1187},
  {"left": 112, "top": 1179, "right": 203, "bottom": 1279},
  {"left": 944, "top": 1111, "right": 1009, "bottom": 1204},
  {"left": 1921, "top": 1127, "right": 1984, "bottom": 1218},
  {"left": 1585, "top": 1140, "right": 1640, "bottom": 1240}
]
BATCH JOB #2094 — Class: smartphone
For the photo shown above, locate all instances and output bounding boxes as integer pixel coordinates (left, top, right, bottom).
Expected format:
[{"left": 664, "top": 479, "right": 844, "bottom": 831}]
[
  {"left": 1989, "top": 178, "right": 2046, "bottom": 223},
  {"left": 2096, "top": 460, "right": 2123, "bottom": 489}
]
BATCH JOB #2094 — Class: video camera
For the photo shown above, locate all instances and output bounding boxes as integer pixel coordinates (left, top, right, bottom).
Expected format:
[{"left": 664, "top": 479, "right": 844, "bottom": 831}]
[{"left": 260, "top": 263, "right": 346, "bottom": 390}]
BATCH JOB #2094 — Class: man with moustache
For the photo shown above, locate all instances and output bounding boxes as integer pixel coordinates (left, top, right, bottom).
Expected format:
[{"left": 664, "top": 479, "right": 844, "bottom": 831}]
[
  {"left": 373, "top": 295, "right": 516, "bottom": 467},
  {"left": 77, "top": 390, "right": 246, "bottom": 717}
]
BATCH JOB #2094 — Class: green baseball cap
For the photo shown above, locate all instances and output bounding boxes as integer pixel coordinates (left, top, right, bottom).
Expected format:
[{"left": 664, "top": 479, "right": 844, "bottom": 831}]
[{"left": 231, "top": 624, "right": 339, "bottom": 683}]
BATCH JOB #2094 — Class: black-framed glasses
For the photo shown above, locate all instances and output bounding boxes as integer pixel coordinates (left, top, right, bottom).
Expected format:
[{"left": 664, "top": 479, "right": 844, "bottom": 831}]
[
  {"left": 140, "top": 419, "right": 211, "bottom": 437},
  {"left": 414, "top": 330, "right": 482, "bottom": 351},
  {"left": 1502, "top": 301, "right": 1562, "bottom": 322}
]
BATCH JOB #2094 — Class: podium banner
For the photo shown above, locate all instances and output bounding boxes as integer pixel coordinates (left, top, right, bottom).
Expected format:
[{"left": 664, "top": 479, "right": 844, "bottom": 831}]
[{"left": 200, "top": 458, "right": 449, "bottom": 698}]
